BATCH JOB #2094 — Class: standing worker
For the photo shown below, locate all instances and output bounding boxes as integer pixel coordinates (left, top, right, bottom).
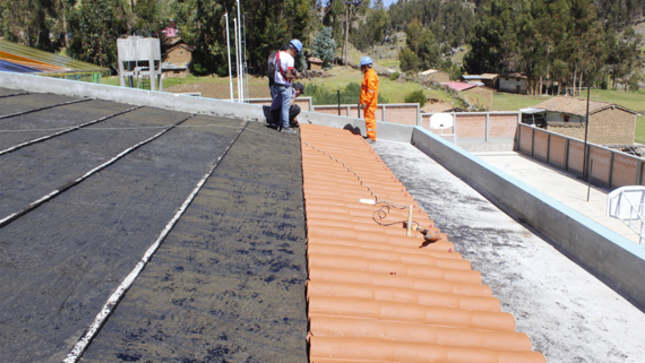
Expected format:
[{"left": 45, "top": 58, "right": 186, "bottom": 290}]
[
  {"left": 273, "top": 39, "right": 302, "bottom": 135},
  {"left": 359, "top": 56, "right": 379, "bottom": 142}
]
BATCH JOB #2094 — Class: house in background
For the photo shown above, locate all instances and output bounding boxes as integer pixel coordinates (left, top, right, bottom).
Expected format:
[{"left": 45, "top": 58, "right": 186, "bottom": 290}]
[
  {"left": 161, "top": 37, "right": 194, "bottom": 78},
  {"left": 528, "top": 96, "right": 638, "bottom": 145},
  {"left": 499, "top": 72, "right": 528, "bottom": 94},
  {"left": 420, "top": 69, "right": 450, "bottom": 83},
  {"left": 307, "top": 57, "right": 323, "bottom": 71},
  {"left": 480, "top": 73, "right": 499, "bottom": 89}
]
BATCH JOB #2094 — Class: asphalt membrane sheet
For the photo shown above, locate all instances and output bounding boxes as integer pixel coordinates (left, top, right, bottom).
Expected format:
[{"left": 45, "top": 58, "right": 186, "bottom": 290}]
[{"left": 0, "top": 89, "right": 308, "bottom": 362}]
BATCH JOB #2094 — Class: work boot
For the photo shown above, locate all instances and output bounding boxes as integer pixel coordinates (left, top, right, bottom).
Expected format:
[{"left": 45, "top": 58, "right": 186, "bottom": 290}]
[{"left": 281, "top": 127, "right": 297, "bottom": 135}]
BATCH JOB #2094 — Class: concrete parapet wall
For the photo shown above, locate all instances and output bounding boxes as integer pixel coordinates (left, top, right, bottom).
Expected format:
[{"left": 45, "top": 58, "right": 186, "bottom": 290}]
[
  {"left": 247, "top": 97, "right": 312, "bottom": 112},
  {"left": 412, "top": 126, "right": 645, "bottom": 312},
  {"left": 421, "top": 112, "right": 520, "bottom": 152},
  {"left": 313, "top": 104, "right": 420, "bottom": 126},
  {"left": 517, "top": 124, "right": 645, "bottom": 189},
  {"left": 0, "top": 72, "right": 416, "bottom": 142}
]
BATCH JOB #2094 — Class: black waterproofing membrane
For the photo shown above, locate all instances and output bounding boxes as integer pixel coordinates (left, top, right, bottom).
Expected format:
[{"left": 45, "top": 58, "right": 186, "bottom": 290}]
[{"left": 0, "top": 89, "right": 308, "bottom": 363}]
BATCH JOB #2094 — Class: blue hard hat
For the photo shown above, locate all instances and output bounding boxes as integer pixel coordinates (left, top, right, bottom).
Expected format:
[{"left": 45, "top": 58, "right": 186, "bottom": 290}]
[
  {"left": 360, "top": 56, "right": 373, "bottom": 66},
  {"left": 289, "top": 39, "right": 303, "bottom": 54}
]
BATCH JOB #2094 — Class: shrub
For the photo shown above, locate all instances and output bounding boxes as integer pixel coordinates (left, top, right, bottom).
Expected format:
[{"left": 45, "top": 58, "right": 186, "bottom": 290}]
[
  {"left": 308, "top": 82, "right": 389, "bottom": 105},
  {"left": 390, "top": 71, "right": 400, "bottom": 81},
  {"left": 404, "top": 90, "right": 426, "bottom": 107}
]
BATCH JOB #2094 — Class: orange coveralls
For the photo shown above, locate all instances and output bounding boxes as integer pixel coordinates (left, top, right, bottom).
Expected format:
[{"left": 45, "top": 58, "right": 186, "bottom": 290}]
[{"left": 360, "top": 68, "right": 379, "bottom": 141}]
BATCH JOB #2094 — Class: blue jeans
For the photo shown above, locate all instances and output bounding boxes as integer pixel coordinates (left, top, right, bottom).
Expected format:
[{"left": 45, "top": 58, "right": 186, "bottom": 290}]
[{"left": 276, "top": 84, "right": 292, "bottom": 129}]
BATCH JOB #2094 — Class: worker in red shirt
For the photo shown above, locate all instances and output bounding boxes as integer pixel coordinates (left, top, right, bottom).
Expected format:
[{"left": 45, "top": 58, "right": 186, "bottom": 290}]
[{"left": 359, "top": 56, "right": 379, "bottom": 142}]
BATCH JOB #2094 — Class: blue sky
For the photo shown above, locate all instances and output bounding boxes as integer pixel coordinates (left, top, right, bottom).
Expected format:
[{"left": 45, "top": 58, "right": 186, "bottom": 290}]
[{"left": 381, "top": 0, "right": 397, "bottom": 7}]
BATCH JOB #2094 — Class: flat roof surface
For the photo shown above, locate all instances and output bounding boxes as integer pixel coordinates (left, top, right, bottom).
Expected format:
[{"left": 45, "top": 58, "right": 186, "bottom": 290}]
[
  {"left": 374, "top": 141, "right": 645, "bottom": 363},
  {"left": 0, "top": 89, "right": 307, "bottom": 362},
  {"left": 474, "top": 151, "right": 641, "bottom": 244}
]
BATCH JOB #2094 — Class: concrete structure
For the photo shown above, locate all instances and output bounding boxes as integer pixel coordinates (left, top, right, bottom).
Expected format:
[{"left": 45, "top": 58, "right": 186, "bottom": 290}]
[
  {"left": 421, "top": 111, "right": 519, "bottom": 151},
  {"left": 531, "top": 96, "right": 638, "bottom": 145},
  {"left": 517, "top": 123, "right": 645, "bottom": 189},
  {"left": 411, "top": 127, "right": 645, "bottom": 312},
  {"left": 499, "top": 72, "right": 528, "bottom": 94},
  {"left": 117, "top": 36, "right": 163, "bottom": 91},
  {"left": 313, "top": 103, "right": 420, "bottom": 126}
]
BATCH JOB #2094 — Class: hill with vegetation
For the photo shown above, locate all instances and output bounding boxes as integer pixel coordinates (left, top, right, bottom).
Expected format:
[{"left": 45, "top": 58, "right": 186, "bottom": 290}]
[{"left": 1, "top": 0, "right": 642, "bottom": 104}]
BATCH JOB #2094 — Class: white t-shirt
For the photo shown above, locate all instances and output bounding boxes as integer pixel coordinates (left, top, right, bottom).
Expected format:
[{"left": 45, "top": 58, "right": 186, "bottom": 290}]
[{"left": 274, "top": 51, "right": 295, "bottom": 86}]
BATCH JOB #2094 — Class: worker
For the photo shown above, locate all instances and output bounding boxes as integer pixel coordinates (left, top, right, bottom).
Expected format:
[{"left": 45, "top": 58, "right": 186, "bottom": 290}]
[
  {"left": 273, "top": 39, "right": 302, "bottom": 135},
  {"left": 269, "top": 82, "right": 305, "bottom": 129},
  {"left": 359, "top": 56, "right": 379, "bottom": 142}
]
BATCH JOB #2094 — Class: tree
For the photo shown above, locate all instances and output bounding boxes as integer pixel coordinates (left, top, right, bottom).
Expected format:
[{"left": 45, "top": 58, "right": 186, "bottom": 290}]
[
  {"left": 0, "top": 0, "right": 62, "bottom": 52},
  {"left": 342, "top": 0, "right": 363, "bottom": 65},
  {"left": 464, "top": 0, "right": 519, "bottom": 74},
  {"left": 398, "top": 18, "right": 441, "bottom": 73},
  {"left": 311, "top": 27, "right": 336, "bottom": 68},
  {"left": 68, "top": 0, "right": 124, "bottom": 68}
]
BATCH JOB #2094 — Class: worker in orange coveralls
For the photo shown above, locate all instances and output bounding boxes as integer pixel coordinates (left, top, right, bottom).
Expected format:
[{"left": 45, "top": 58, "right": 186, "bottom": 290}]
[{"left": 359, "top": 56, "right": 379, "bottom": 142}]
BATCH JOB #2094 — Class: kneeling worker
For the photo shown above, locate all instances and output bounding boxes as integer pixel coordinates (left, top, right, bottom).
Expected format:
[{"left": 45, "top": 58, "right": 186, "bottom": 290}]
[{"left": 359, "top": 56, "right": 379, "bottom": 142}]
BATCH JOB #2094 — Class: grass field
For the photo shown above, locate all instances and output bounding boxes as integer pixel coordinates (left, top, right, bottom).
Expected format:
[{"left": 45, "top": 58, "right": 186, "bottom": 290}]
[
  {"left": 635, "top": 115, "right": 645, "bottom": 144},
  {"left": 491, "top": 93, "right": 551, "bottom": 111},
  {"left": 102, "top": 68, "right": 642, "bottom": 112}
]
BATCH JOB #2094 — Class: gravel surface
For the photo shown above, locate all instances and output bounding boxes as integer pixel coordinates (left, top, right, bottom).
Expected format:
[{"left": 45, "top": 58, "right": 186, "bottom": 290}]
[{"left": 374, "top": 140, "right": 645, "bottom": 363}]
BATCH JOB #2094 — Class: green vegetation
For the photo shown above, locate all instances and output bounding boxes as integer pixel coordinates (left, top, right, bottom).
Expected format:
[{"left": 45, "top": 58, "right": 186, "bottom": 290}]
[
  {"left": 464, "top": 0, "right": 642, "bottom": 93},
  {"left": 389, "top": 72, "right": 399, "bottom": 81},
  {"left": 307, "top": 82, "right": 388, "bottom": 105},
  {"left": 492, "top": 93, "right": 552, "bottom": 111},
  {"left": 403, "top": 90, "right": 426, "bottom": 107},
  {"left": 379, "top": 60, "right": 400, "bottom": 69},
  {"left": 636, "top": 115, "right": 645, "bottom": 144}
]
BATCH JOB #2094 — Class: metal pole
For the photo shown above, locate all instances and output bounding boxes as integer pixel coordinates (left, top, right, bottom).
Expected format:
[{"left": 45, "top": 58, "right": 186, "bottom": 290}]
[
  {"left": 243, "top": 15, "right": 248, "bottom": 102},
  {"left": 236, "top": 0, "right": 243, "bottom": 102},
  {"left": 582, "top": 87, "right": 591, "bottom": 178},
  {"left": 337, "top": 90, "right": 341, "bottom": 115},
  {"left": 225, "top": 13, "right": 233, "bottom": 102},
  {"left": 233, "top": 18, "right": 240, "bottom": 102},
  {"left": 587, "top": 159, "right": 594, "bottom": 202}
]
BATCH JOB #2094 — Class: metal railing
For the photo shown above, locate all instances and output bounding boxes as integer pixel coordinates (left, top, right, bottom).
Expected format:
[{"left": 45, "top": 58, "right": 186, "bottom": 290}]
[{"left": 607, "top": 186, "right": 645, "bottom": 244}]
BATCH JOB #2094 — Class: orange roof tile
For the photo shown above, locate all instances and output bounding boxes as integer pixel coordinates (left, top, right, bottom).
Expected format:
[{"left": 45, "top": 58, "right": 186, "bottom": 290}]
[{"left": 299, "top": 124, "right": 546, "bottom": 363}]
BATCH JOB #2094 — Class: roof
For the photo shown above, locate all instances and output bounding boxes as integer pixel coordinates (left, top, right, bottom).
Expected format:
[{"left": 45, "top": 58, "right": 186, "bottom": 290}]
[
  {"left": 300, "top": 125, "right": 546, "bottom": 363},
  {"left": 533, "top": 96, "right": 638, "bottom": 116},
  {"left": 520, "top": 107, "right": 546, "bottom": 114},
  {"left": 308, "top": 57, "right": 323, "bottom": 64},
  {"left": 2, "top": 76, "right": 645, "bottom": 362},
  {"left": 461, "top": 75, "right": 482, "bottom": 80},
  {"left": 162, "top": 37, "right": 195, "bottom": 54},
  {"left": 0, "top": 91, "right": 308, "bottom": 362},
  {"left": 500, "top": 72, "right": 527, "bottom": 79},
  {"left": 420, "top": 69, "right": 447, "bottom": 76},
  {"left": 442, "top": 81, "right": 477, "bottom": 91},
  {"left": 481, "top": 73, "right": 499, "bottom": 80},
  {"left": 0, "top": 39, "right": 108, "bottom": 74}
]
